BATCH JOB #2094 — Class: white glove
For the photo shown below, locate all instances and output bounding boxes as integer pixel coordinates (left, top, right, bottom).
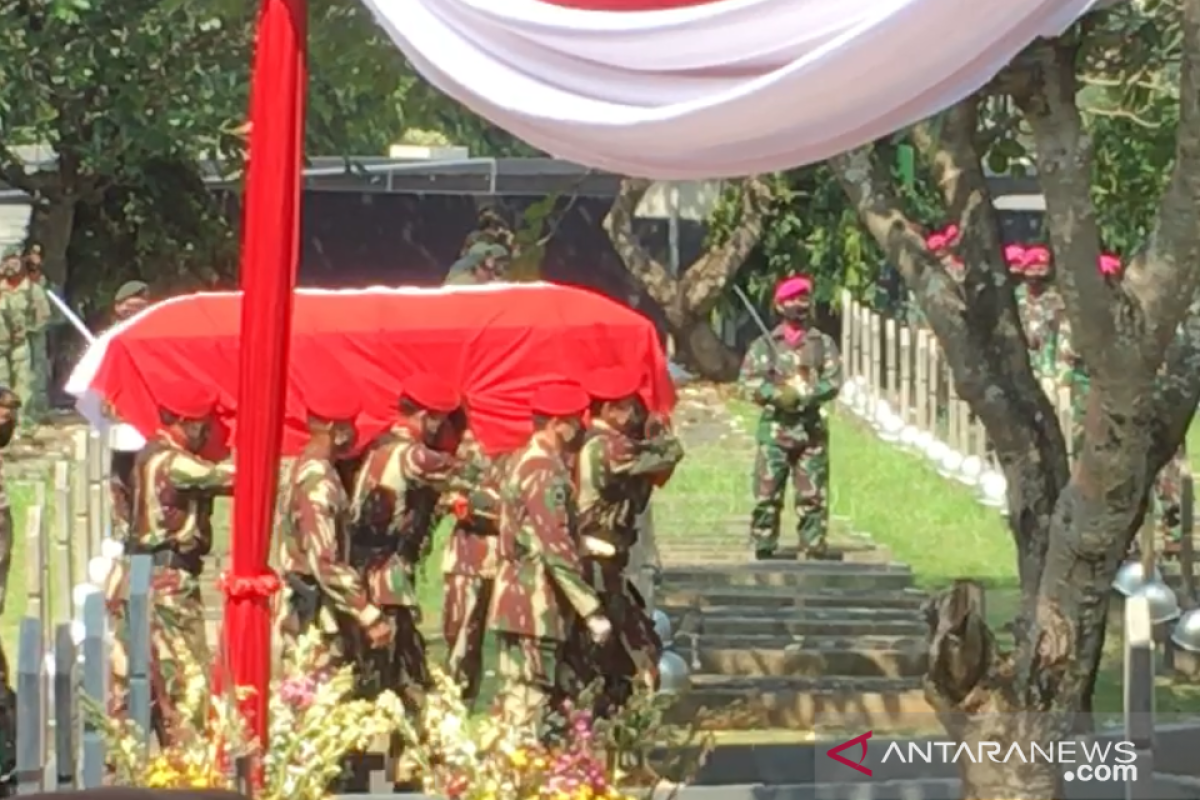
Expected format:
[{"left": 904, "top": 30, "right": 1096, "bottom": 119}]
[
  {"left": 583, "top": 536, "right": 618, "bottom": 557},
  {"left": 586, "top": 614, "right": 613, "bottom": 644}
]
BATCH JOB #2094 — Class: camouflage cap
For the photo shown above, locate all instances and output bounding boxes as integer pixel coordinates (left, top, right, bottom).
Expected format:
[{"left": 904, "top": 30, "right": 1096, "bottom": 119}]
[
  {"left": 466, "top": 241, "right": 510, "bottom": 261},
  {"left": 114, "top": 280, "right": 150, "bottom": 304}
]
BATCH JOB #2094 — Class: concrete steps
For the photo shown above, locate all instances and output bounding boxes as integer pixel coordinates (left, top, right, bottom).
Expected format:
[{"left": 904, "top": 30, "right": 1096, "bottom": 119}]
[
  {"left": 655, "top": 525, "right": 933, "bottom": 731},
  {"left": 666, "top": 674, "right": 932, "bottom": 730},
  {"left": 674, "top": 643, "right": 926, "bottom": 678}
]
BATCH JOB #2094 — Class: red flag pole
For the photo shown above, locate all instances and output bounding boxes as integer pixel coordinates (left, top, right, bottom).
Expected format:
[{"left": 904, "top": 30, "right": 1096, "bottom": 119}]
[{"left": 222, "top": 0, "right": 307, "bottom": 754}]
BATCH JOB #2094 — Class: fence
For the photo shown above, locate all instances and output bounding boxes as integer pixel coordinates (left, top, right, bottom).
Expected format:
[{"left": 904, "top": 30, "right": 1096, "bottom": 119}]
[{"left": 837, "top": 291, "right": 1077, "bottom": 495}]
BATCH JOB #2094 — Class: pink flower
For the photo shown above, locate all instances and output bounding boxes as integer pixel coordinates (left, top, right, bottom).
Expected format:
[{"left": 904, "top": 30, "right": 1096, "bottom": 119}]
[
  {"left": 279, "top": 675, "right": 317, "bottom": 709},
  {"left": 1004, "top": 244, "right": 1027, "bottom": 272},
  {"left": 1099, "top": 253, "right": 1122, "bottom": 276}
]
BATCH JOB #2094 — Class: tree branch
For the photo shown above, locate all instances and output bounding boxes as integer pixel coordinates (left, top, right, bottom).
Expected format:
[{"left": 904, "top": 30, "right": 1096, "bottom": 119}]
[
  {"left": 603, "top": 178, "right": 680, "bottom": 315},
  {"left": 1127, "top": 0, "right": 1200, "bottom": 357},
  {"left": 1014, "top": 41, "right": 1120, "bottom": 381},
  {"left": 680, "top": 178, "right": 770, "bottom": 315},
  {"left": 833, "top": 143, "right": 1067, "bottom": 596}
]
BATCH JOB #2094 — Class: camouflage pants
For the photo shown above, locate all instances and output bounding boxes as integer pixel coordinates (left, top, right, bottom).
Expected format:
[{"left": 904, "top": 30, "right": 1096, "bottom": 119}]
[
  {"left": 150, "top": 586, "right": 211, "bottom": 743},
  {"left": 357, "top": 607, "right": 429, "bottom": 785},
  {"left": 442, "top": 574, "right": 493, "bottom": 706},
  {"left": 0, "top": 343, "right": 34, "bottom": 427},
  {"left": 0, "top": 507, "right": 11, "bottom": 616},
  {"left": 495, "top": 633, "right": 564, "bottom": 737},
  {"left": 25, "top": 334, "right": 47, "bottom": 423},
  {"left": 750, "top": 437, "right": 829, "bottom": 552},
  {"left": 570, "top": 560, "right": 660, "bottom": 718},
  {"left": 0, "top": 640, "right": 13, "bottom": 788},
  {"left": 1153, "top": 446, "right": 1188, "bottom": 548}
]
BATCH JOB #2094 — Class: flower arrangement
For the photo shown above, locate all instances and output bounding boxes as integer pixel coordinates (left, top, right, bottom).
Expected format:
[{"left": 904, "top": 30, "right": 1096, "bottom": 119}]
[
  {"left": 399, "top": 671, "right": 714, "bottom": 800},
  {"left": 84, "top": 629, "right": 409, "bottom": 800}
]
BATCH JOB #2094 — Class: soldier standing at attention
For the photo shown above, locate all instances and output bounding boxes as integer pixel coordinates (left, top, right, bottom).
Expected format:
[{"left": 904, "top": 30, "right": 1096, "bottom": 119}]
[
  {"left": 441, "top": 426, "right": 507, "bottom": 708},
  {"left": 738, "top": 275, "right": 843, "bottom": 561},
  {"left": 21, "top": 245, "right": 53, "bottom": 418},
  {"left": 279, "top": 388, "right": 393, "bottom": 661},
  {"left": 443, "top": 242, "right": 510, "bottom": 286},
  {"left": 113, "top": 281, "right": 151, "bottom": 321},
  {"left": 0, "top": 389, "right": 15, "bottom": 797},
  {"left": 577, "top": 368, "right": 683, "bottom": 715},
  {"left": 1013, "top": 246, "right": 1061, "bottom": 380},
  {"left": 491, "top": 381, "right": 611, "bottom": 737},
  {"left": 351, "top": 373, "right": 466, "bottom": 790},
  {"left": 106, "top": 281, "right": 153, "bottom": 543},
  {"left": 0, "top": 248, "right": 39, "bottom": 422},
  {"left": 125, "top": 385, "right": 234, "bottom": 743}
]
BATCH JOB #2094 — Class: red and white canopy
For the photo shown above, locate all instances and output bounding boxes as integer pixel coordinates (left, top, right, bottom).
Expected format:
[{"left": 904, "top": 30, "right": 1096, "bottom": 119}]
[{"left": 362, "top": 0, "right": 1100, "bottom": 178}]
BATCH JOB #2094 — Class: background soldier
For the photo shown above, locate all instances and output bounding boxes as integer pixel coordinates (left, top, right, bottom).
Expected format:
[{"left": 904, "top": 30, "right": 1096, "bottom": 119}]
[
  {"left": 124, "top": 385, "right": 234, "bottom": 744},
  {"left": 738, "top": 275, "right": 843, "bottom": 561},
  {"left": 22, "top": 245, "right": 53, "bottom": 417},
  {"left": 107, "top": 281, "right": 154, "bottom": 542},
  {"left": 444, "top": 242, "right": 510, "bottom": 286},
  {"left": 0, "top": 387, "right": 15, "bottom": 791},
  {"left": 279, "top": 389, "right": 392, "bottom": 659},
  {"left": 113, "top": 281, "right": 151, "bottom": 322},
  {"left": 351, "top": 372, "right": 465, "bottom": 790},
  {"left": 576, "top": 368, "right": 683, "bottom": 716},
  {"left": 0, "top": 248, "right": 39, "bottom": 422},
  {"left": 491, "top": 381, "right": 611, "bottom": 737},
  {"left": 1013, "top": 246, "right": 1061, "bottom": 379},
  {"left": 441, "top": 426, "right": 506, "bottom": 708}
]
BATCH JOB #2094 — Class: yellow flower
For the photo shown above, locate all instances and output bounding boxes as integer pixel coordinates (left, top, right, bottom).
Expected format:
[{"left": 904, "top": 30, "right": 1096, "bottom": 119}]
[
  {"left": 509, "top": 748, "right": 529, "bottom": 768},
  {"left": 533, "top": 756, "right": 548, "bottom": 770}
]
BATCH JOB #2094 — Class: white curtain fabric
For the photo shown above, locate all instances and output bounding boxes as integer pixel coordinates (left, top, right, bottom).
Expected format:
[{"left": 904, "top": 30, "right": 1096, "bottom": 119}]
[{"left": 361, "top": 0, "right": 1097, "bottom": 178}]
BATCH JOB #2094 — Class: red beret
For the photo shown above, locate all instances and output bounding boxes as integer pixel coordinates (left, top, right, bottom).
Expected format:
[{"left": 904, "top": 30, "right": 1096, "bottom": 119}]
[
  {"left": 531, "top": 381, "right": 589, "bottom": 418},
  {"left": 402, "top": 372, "right": 461, "bottom": 413},
  {"left": 585, "top": 367, "right": 643, "bottom": 402},
  {"left": 157, "top": 384, "right": 217, "bottom": 420},
  {"left": 302, "top": 389, "right": 360, "bottom": 423}
]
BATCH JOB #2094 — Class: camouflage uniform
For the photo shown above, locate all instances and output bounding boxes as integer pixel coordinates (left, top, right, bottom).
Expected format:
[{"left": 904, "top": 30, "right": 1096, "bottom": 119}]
[
  {"left": 491, "top": 413, "right": 603, "bottom": 736},
  {"left": 444, "top": 243, "right": 509, "bottom": 286},
  {"left": 574, "top": 413, "right": 682, "bottom": 715},
  {"left": 1056, "top": 317, "right": 1088, "bottom": 456},
  {"left": 123, "top": 425, "right": 233, "bottom": 743},
  {"left": 0, "top": 251, "right": 42, "bottom": 419},
  {"left": 738, "top": 324, "right": 843, "bottom": 556},
  {"left": 441, "top": 432, "right": 506, "bottom": 707},
  {"left": 1015, "top": 283, "right": 1064, "bottom": 379},
  {"left": 1153, "top": 445, "right": 1187, "bottom": 555},
  {"left": 280, "top": 452, "right": 382, "bottom": 663},
  {"left": 0, "top": 388, "right": 17, "bottom": 788}
]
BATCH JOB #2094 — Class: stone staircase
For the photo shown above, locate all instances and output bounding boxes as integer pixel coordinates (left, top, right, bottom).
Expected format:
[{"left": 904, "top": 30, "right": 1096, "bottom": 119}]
[{"left": 652, "top": 513, "right": 934, "bottom": 732}]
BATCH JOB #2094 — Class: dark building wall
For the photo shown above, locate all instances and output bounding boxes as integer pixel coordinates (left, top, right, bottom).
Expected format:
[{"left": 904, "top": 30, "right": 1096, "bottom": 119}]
[{"left": 294, "top": 190, "right": 708, "bottom": 333}]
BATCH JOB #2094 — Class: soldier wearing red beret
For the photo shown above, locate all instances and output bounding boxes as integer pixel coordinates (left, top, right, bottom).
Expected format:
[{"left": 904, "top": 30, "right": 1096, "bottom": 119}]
[
  {"left": 737, "top": 275, "right": 842, "bottom": 560},
  {"left": 489, "top": 380, "right": 611, "bottom": 737},
  {"left": 348, "top": 371, "right": 474, "bottom": 790},
  {"left": 116, "top": 384, "right": 235, "bottom": 745},
  {"left": 572, "top": 367, "right": 683, "bottom": 715},
  {"left": 280, "top": 382, "right": 393, "bottom": 659}
]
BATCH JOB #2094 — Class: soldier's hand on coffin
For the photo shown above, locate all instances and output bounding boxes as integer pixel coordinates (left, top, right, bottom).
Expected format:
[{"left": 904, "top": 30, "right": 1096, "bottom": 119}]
[
  {"left": 586, "top": 614, "right": 613, "bottom": 644},
  {"left": 365, "top": 616, "right": 395, "bottom": 649}
]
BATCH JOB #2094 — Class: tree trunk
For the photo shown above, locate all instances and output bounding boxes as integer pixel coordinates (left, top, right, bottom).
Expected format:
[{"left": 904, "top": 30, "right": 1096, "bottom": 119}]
[
  {"left": 958, "top": 750, "right": 1061, "bottom": 800},
  {"left": 670, "top": 314, "right": 741, "bottom": 380},
  {"left": 26, "top": 195, "right": 77, "bottom": 289}
]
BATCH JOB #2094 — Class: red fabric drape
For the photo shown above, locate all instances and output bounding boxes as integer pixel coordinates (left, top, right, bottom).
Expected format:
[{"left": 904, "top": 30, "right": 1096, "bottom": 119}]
[{"left": 222, "top": 0, "right": 307, "bottom": 751}]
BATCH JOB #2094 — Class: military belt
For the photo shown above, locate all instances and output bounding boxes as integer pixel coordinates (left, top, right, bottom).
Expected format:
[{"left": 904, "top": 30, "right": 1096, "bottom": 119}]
[{"left": 126, "top": 544, "right": 204, "bottom": 576}]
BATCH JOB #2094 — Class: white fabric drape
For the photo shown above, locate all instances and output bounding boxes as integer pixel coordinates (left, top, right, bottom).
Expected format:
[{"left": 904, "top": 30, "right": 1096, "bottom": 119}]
[{"left": 361, "top": 0, "right": 1097, "bottom": 178}]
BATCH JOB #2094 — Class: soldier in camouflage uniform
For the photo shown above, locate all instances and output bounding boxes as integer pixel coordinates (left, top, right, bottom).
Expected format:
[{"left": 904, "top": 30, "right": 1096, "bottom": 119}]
[
  {"left": 121, "top": 384, "right": 234, "bottom": 744},
  {"left": 1013, "top": 246, "right": 1062, "bottom": 379},
  {"left": 441, "top": 426, "right": 507, "bottom": 708},
  {"left": 0, "top": 387, "right": 16, "bottom": 788},
  {"left": 738, "top": 276, "right": 843, "bottom": 560},
  {"left": 1152, "top": 445, "right": 1187, "bottom": 558},
  {"left": 351, "top": 372, "right": 469, "bottom": 788},
  {"left": 22, "top": 245, "right": 53, "bottom": 415},
  {"left": 575, "top": 368, "right": 683, "bottom": 716},
  {"left": 279, "top": 388, "right": 393, "bottom": 662},
  {"left": 490, "top": 381, "right": 612, "bottom": 737},
  {"left": 444, "top": 243, "right": 510, "bottom": 286},
  {"left": 107, "top": 282, "right": 154, "bottom": 542},
  {"left": 0, "top": 247, "right": 47, "bottom": 424}
]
